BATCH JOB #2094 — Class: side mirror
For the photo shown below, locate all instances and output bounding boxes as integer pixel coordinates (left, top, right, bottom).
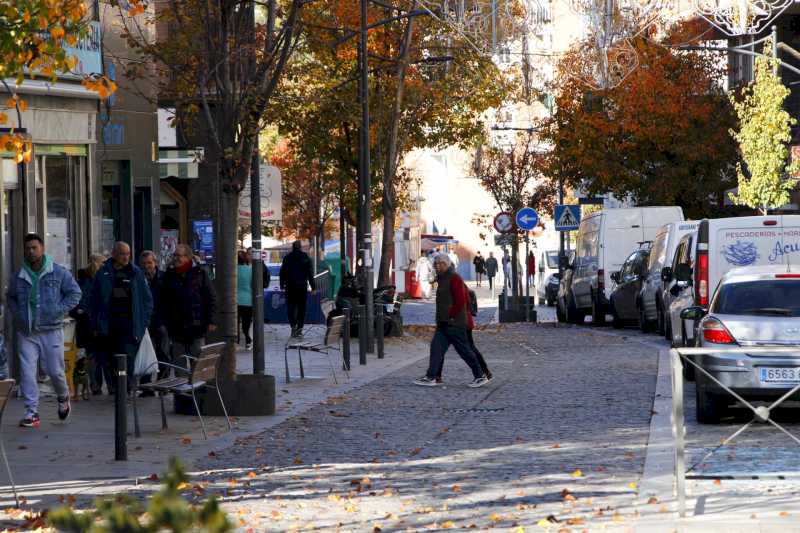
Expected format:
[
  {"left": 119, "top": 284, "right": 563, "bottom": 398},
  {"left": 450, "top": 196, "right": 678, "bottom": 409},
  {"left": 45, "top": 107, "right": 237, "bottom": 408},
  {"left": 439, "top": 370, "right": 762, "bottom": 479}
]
[
  {"left": 674, "top": 263, "right": 692, "bottom": 282},
  {"left": 610, "top": 271, "right": 621, "bottom": 283},
  {"left": 661, "top": 266, "right": 673, "bottom": 283},
  {"left": 680, "top": 306, "right": 706, "bottom": 321}
]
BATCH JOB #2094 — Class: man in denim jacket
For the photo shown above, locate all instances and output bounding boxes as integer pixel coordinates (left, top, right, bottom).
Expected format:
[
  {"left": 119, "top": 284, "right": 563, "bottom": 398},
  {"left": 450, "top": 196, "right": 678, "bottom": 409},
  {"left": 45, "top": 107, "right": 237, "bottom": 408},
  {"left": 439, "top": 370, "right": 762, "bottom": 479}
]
[{"left": 7, "top": 234, "right": 82, "bottom": 428}]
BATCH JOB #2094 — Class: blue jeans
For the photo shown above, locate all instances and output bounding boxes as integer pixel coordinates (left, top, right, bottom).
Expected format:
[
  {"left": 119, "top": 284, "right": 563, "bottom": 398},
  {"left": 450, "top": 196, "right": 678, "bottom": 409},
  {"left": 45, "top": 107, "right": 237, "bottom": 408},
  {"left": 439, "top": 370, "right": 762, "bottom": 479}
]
[{"left": 426, "top": 324, "right": 483, "bottom": 379}]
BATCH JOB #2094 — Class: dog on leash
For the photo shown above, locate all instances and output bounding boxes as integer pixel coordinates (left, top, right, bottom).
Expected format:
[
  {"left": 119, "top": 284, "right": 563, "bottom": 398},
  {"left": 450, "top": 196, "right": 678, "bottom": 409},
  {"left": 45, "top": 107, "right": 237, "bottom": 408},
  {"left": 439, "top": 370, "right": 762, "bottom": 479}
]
[{"left": 73, "top": 356, "right": 90, "bottom": 400}]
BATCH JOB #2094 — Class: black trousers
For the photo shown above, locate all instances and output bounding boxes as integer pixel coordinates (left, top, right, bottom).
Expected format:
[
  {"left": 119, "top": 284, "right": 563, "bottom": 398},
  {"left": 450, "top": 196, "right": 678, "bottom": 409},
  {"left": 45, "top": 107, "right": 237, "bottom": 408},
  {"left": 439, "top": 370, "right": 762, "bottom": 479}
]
[
  {"left": 434, "top": 327, "right": 490, "bottom": 379},
  {"left": 487, "top": 275, "right": 495, "bottom": 289},
  {"left": 238, "top": 305, "right": 253, "bottom": 343},
  {"left": 285, "top": 286, "right": 307, "bottom": 330}
]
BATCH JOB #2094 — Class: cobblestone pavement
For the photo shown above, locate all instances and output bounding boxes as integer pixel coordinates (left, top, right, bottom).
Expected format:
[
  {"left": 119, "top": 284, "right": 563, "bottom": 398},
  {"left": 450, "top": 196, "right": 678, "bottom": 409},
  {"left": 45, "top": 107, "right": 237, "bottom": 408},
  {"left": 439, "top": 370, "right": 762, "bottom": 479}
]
[{"left": 191, "top": 323, "right": 659, "bottom": 532}]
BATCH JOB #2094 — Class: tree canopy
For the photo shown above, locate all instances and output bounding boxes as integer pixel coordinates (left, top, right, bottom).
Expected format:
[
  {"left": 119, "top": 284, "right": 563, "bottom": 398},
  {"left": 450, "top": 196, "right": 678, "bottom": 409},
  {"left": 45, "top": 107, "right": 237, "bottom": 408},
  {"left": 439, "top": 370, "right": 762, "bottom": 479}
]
[{"left": 543, "top": 28, "right": 738, "bottom": 218}]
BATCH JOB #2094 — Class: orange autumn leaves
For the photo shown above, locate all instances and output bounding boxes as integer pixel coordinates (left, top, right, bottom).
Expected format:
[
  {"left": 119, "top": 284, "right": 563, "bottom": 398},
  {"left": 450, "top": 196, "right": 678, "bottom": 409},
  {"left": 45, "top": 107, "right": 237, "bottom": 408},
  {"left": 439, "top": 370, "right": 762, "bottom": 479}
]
[{"left": 544, "top": 28, "right": 738, "bottom": 216}]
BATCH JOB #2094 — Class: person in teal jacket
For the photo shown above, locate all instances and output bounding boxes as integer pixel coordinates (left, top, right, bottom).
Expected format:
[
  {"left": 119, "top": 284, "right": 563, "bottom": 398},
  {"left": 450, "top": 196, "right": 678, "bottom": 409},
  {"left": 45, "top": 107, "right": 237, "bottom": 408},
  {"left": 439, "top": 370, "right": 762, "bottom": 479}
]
[{"left": 237, "top": 251, "right": 254, "bottom": 348}]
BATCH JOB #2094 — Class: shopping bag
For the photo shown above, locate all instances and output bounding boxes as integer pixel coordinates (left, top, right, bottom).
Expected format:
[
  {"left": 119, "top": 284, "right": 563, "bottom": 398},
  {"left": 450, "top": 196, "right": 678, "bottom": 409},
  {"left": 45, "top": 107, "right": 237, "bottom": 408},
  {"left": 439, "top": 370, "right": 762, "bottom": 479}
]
[{"left": 133, "top": 329, "right": 159, "bottom": 377}]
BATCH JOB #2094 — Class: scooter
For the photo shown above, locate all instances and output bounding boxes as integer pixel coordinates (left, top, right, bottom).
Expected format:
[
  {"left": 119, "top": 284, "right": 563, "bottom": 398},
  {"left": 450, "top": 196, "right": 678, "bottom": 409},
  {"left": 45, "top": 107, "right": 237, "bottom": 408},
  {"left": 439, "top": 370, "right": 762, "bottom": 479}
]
[{"left": 334, "top": 276, "right": 403, "bottom": 337}]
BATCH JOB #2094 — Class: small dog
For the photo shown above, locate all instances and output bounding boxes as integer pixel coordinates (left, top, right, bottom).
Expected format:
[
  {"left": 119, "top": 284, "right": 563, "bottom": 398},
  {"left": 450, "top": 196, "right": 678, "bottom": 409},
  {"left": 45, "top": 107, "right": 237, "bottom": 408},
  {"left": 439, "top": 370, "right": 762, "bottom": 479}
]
[{"left": 73, "top": 357, "right": 90, "bottom": 401}]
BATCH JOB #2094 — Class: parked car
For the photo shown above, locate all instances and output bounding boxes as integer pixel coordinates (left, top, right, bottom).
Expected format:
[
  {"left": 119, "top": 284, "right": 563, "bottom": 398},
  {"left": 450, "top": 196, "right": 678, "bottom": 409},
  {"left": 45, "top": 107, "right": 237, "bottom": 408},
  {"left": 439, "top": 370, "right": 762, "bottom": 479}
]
[
  {"left": 567, "top": 206, "right": 684, "bottom": 326},
  {"left": 666, "top": 215, "right": 800, "bottom": 349},
  {"left": 680, "top": 266, "right": 800, "bottom": 423},
  {"left": 609, "top": 247, "right": 650, "bottom": 328},
  {"left": 665, "top": 231, "right": 698, "bottom": 347},
  {"left": 539, "top": 272, "right": 560, "bottom": 306},
  {"left": 637, "top": 221, "right": 699, "bottom": 334},
  {"left": 537, "top": 250, "right": 560, "bottom": 305}
]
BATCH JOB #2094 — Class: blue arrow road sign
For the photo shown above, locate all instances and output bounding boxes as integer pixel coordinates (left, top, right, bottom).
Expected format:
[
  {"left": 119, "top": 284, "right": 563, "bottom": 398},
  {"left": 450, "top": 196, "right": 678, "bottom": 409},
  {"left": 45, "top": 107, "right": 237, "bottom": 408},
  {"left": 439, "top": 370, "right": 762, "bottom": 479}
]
[
  {"left": 554, "top": 204, "right": 581, "bottom": 231},
  {"left": 515, "top": 207, "right": 539, "bottom": 231}
]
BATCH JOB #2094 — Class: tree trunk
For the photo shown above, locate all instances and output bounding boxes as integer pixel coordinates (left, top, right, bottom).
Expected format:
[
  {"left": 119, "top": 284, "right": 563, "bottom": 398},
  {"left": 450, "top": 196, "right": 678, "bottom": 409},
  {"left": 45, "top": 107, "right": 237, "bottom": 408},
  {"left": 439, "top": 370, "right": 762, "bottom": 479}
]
[
  {"left": 217, "top": 172, "right": 242, "bottom": 382},
  {"left": 377, "top": 3, "right": 416, "bottom": 286}
]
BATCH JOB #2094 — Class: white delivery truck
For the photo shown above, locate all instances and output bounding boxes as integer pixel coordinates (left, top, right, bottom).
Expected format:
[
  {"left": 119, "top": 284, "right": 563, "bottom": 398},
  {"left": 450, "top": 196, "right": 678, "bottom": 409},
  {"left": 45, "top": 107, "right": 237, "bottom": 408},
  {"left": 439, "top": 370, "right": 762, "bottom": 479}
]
[
  {"left": 667, "top": 215, "right": 800, "bottom": 347},
  {"left": 566, "top": 207, "right": 684, "bottom": 326}
]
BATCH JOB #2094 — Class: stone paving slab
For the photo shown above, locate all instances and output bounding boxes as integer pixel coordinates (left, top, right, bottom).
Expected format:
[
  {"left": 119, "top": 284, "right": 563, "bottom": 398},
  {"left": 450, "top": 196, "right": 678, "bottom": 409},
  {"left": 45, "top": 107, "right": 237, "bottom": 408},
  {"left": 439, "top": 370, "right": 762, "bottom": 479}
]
[{"left": 0, "top": 325, "right": 430, "bottom": 512}]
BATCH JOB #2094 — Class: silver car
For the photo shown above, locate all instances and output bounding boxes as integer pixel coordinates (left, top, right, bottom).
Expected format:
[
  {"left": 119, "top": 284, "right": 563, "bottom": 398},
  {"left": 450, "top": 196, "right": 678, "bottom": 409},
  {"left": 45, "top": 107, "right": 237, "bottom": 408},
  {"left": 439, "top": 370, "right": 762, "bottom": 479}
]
[{"left": 681, "top": 266, "right": 800, "bottom": 423}]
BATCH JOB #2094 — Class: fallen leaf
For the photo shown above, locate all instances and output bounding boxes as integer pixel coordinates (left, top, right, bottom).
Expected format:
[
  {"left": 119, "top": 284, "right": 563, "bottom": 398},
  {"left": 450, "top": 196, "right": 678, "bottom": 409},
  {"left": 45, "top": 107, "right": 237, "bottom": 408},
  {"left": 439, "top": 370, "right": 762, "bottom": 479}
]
[
  {"left": 570, "top": 469, "right": 583, "bottom": 478},
  {"left": 247, "top": 471, "right": 257, "bottom": 479},
  {"left": 565, "top": 517, "right": 585, "bottom": 525},
  {"left": 177, "top": 482, "right": 190, "bottom": 490},
  {"left": 489, "top": 513, "right": 503, "bottom": 522},
  {"left": 751, "top": 514, "right": 758, "bottom": 519},
  {"left": 658, "top": 505, "right": 669, "bottom": 513},
  {"left": 271, "top": 510, "right": 282, "bottom": 519},
  {"left": 452, "top": 484, "right": 461, "bottom": 492},
  {"left": 293, "top": 457, "right": 303, "bottom": 465},
  {"left": 647, "top": 497, "right": 658, "bottom": 505},
  {"left": 409, "top": 448, "right": 422, "bottom": 456},
  {"left": 147, "top": 473, "right": 159, "bottom": 481},
  {"left": 713, "top": 479, "right": 721, "bottom": 486},
  {"left": 780, "top": 511, "right": 790, "bottom": 517},
  {"left": 373, "top": 526, "right": 382, "bottom": 533},
  {"left": 181, "top": 437, "right": 192, "bottom": 445},
  {"left": 441, "top": 521, "right": 456, "bottom": 529},
  {"left": 550, "top": 443, "right": 561, "bottom": 449},
  {"left": 628, "top": 482, "right": 637, "bottom": 490},
  {"left": 612, "top": 512, "right": 625, "bottom": 522}
]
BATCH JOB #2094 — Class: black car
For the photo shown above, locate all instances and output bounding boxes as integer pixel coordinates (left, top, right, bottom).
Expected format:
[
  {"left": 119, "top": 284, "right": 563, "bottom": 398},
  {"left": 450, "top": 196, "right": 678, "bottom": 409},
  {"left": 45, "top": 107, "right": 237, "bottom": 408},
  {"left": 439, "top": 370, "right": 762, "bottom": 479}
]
[{"left": 609, "top": 248, "right": 650, "bottom": 328}]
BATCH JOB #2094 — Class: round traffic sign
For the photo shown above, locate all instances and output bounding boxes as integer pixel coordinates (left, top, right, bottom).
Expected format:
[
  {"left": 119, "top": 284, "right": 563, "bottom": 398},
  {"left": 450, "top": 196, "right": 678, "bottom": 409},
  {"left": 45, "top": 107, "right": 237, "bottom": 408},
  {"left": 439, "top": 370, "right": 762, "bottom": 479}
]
[
  {"left": 515, "top": 207, "right": 539, "bottom": 231},
  {"left": 493, "top": 212, "right": 514, "bottom": 233}
]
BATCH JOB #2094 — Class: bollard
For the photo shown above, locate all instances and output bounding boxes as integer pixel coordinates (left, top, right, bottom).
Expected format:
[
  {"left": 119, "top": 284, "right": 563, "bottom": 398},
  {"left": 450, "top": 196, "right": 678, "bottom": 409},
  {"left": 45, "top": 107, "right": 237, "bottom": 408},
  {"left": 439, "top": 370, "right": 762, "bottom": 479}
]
[
  {"left": 376, "top": 303, "right": 384, "bottom": 359},
  {"left": 342, "top": 308, "right": 352, "bottom": 371},
  {"left": 357, "top": 304, "right": 367, "bottom": 365},
  {"left": 115, "top": 353, "right": 128, "bottom": 461}
]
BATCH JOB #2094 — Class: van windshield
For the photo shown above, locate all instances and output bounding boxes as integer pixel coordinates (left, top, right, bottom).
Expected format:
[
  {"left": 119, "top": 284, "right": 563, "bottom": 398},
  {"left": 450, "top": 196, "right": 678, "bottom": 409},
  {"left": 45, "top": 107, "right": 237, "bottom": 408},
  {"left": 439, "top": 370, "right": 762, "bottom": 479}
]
[
  {"left": 546, "top": 251, "right": 559, "bottom": 269},
  {"left": 711, "top": 280, "right": 800, "bottom": 317}
]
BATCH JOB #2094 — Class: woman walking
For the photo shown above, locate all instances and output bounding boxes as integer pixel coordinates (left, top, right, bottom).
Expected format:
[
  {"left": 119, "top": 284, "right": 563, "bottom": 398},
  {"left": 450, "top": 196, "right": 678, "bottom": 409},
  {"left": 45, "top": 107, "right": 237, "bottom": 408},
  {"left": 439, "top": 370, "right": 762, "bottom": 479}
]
[
  {"left": 237, "top": 251, "right": 254, "bottom": 349},
  {"left": 72, "top": 254, "right": 106, "bottom": 394}
]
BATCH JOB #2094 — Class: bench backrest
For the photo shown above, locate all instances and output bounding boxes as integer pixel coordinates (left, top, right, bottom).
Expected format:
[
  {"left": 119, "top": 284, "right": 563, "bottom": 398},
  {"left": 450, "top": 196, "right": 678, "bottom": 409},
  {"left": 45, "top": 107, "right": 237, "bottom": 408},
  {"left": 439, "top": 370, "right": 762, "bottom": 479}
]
[
  {"left": 191, "top": 353, "right": 220, "bottom": 384},
  {"left": 324, "top": 315, "right": 346, "bottom": 347}
]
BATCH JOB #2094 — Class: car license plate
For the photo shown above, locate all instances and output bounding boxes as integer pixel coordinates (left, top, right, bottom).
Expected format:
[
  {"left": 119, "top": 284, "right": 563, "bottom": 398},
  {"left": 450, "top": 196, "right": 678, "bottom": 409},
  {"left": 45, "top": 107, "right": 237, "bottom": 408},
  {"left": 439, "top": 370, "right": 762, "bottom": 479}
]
[{"left": 759, "top": 367, "right": 800, "bottom": 385}]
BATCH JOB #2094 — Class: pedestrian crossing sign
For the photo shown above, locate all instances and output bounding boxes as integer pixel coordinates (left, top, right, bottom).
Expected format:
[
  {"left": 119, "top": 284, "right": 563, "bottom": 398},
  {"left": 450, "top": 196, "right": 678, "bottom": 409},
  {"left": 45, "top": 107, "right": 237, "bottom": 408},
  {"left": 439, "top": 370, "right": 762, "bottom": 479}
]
[{"left": 554, "top": 205, "right": 581, "bottom": 231}]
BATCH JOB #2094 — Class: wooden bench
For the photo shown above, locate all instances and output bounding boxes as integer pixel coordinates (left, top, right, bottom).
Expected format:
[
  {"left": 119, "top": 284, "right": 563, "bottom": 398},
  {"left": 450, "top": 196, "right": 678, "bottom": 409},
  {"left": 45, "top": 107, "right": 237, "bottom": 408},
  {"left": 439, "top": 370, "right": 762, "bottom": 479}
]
[
  {"left": 0, "top": 379, "right": 18, "bottom": 506},
  {"left": 284, "top": 315, "right": 348, "bottom": 384},
  {"left": 137, "top": 342, "right": 231, "bottom": 439}
]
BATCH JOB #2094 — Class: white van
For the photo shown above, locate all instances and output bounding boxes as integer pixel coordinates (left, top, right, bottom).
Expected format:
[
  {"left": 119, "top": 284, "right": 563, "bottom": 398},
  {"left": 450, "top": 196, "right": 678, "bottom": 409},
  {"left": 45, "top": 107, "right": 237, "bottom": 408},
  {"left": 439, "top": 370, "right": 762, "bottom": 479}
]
[
  {"left": 566, "top": 207, "right": 684, "bottom": 325},
  {"left": 667, "top": 215, "right": 800, "bottom": 347},
  {"left": 638, "top": 221, "right": 699, "bottom": 333}
]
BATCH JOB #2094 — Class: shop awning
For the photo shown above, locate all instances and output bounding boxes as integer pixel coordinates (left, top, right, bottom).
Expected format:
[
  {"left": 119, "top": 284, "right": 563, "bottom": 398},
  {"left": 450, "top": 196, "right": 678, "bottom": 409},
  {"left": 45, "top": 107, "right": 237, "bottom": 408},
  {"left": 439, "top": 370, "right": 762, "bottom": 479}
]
[{"left": 158, "top": 149, "right": 200, "bottom": 179}]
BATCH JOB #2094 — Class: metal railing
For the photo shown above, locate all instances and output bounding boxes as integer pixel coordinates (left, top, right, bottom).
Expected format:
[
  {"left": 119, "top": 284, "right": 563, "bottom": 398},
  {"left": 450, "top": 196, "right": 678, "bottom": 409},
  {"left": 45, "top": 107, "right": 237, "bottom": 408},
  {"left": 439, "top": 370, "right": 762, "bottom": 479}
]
[
  {"left": 314, "top": 269, "right": 333, "bottom": 300},
  {"left": 671, "top": 346, "right": 800, "bottom": 517}
]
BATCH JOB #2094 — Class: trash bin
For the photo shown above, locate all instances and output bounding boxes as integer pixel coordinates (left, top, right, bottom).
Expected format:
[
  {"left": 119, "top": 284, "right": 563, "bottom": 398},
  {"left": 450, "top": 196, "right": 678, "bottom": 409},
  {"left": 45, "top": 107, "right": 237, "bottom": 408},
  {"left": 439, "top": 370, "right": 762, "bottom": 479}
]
[{"left": 406, "top": 271, "right": 422, "bottom": 299}]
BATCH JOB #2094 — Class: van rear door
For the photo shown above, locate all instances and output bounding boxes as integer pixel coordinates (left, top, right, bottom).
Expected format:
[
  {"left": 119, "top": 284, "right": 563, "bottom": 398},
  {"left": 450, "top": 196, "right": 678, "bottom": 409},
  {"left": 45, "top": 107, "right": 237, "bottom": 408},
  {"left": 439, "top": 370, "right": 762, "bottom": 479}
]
[{"left": 710, "top": 216, "right": 800, "bottom": 294}]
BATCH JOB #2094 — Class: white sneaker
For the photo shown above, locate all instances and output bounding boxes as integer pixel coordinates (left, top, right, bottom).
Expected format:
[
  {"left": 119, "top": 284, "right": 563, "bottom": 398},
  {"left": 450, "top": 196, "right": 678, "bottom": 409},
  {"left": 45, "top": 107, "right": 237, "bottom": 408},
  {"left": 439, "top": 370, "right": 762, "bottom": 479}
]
[
  {"left": 413, "top": 376, "right": 439, "bottom": 386},
  {"left": 467, "top": 376, "right": 490, "bottom": 388}
]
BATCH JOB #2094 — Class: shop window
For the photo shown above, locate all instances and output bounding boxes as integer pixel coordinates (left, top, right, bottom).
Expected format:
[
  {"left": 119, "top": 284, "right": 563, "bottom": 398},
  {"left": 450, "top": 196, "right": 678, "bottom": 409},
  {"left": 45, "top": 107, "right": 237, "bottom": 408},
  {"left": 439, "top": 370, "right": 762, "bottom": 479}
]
[{"left": 45, "top": 157, "right": 73, "bottom": 270}]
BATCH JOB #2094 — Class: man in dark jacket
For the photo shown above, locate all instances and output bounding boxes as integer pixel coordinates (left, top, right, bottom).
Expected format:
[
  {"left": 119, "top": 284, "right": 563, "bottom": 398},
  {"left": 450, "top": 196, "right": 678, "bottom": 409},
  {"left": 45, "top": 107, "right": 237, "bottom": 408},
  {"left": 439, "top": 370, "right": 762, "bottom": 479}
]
[
  {"left": 485, "top": 252, "right": 499, "bottom": 291},
  {"left": 90, "top": 241, "right": 153, "bottom": 392},
  {"left": 162, "top": 243, "right": 217, "bottom": 364},
  {"left": 279, "top": 240, "right": 315, "bottom": 337},
  {"left": 413, "top": 254, "right": 488, "bottom": 388}
]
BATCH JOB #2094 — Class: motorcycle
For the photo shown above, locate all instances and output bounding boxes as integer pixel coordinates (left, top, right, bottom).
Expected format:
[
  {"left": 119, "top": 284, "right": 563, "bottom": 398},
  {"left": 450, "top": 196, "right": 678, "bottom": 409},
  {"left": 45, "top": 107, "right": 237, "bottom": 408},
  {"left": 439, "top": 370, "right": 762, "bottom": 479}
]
[{"left": 334, "top": 275, "right": 403, "bottom": 337}]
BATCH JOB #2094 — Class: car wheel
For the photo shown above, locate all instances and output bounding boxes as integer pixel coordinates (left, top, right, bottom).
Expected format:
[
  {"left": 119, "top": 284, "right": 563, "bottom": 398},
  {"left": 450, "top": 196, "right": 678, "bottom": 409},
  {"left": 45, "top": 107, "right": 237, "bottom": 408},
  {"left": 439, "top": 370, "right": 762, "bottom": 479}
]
[
  {"left": 591, "top": 294, "right": 606, "bottom": 327},
  {"left": 638, "top": 303, "right": 655, "bottom": 333},
  {"left": 567, "top": 295, "right": 583, "bottom": 325},
  {"left": 695, "top": 382, "right": 725, "bottom": 424}
]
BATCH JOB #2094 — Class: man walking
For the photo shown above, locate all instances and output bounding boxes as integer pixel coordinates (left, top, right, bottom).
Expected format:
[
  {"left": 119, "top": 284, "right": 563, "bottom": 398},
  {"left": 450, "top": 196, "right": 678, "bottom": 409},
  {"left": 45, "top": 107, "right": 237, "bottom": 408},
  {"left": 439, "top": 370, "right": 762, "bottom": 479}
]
[
  {"left": 140, "top": 250, "right": 170, "bottom": 384},
  {"left": 485, "top": 252, "right": 498, "bottom": 291},
  {"left": 162, "top": 244, "right": 217, "bottom": 364},
  {"left": 7, "top": 234, "right": 82, "bottom": 427},
  {"left": 90, "top": 242, "right": 153, "bottom": 391},
  {"left": 280, "top": 240, "right": 315, "bottom": 337},
  {"left": 472, "top": 251, "right": 486, "bottom": 287},
  {"left": 413, "top": 254, "right": 489, "bottom": 388}
]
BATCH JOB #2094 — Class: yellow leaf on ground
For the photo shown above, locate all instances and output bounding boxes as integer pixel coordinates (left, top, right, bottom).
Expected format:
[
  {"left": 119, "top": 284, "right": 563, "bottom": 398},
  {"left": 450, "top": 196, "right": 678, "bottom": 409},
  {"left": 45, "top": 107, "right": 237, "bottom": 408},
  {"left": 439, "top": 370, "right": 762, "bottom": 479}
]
[
  {"left": 570, "top": 469, "right": 583, "bottom": 478},
  {"left": 780, "top": 511, "right": 790, "bottom": 517},
  {"left": 628, "top": 482, "right": 637, "bottom": 489},
  {"left": 177, "top": 482, "right": 190, "bottom": 490},
  {"left": 612, "top": 512, "right": 625, "bottom": 522},
  {"left": 452, "top": 484, "right": 461, "bottom": 492},
  {"left": 247, "top": 471, "right": 257, "bottom": 479},
  {"left": 565, "top": 517, "right": 585, "bottom": 525},
  {"left": 293, "top": 457, "right": 303, "bottom": 465},
  {"left": 441, "top": 521, "right": 456, "bottom": 529},
  {"left": 536, "top": 518, "right": 552, "bottom": 528}
]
